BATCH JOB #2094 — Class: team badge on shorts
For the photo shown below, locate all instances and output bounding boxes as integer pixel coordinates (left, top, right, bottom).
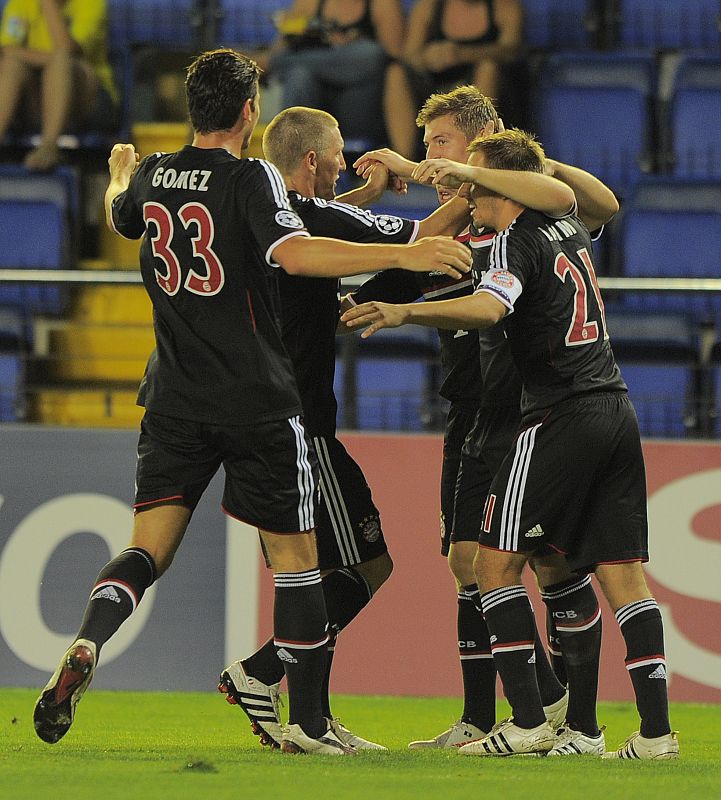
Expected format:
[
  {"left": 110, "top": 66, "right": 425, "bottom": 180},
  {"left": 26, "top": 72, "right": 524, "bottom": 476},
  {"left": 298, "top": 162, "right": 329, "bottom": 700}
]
[
  {"left": 275, "top": 210, "right": 305, "bottom": 229},
  {"left": 374, "top": 215, "right": 404, "bottom": 235},
  {"left": 359, "top": 514, "right": 381, "bottom": 543}
]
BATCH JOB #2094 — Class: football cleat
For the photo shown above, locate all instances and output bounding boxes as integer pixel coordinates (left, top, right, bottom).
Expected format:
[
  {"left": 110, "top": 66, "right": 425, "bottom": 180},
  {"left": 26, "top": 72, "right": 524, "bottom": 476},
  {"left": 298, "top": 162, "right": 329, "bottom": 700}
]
[
  {"left": 458, "top": 719, "right": 556, "bottom": 756},
  {"left": 408, "top": 719, "right": 487, "bottom": 749},
  {"left": 281, "top": 722, "right": 357, "bottom": 755},
  {"left": 33, "top": 638, "right": 96, "bottom": 744},
  {"left": 329, "top": 718, "right": 388, "bottom": 751},
  {"left": 543, "top": 690, "right": 569, "bottom": 730},
  {"left": 603, "top": 730, "right": 680, "bottom": 760},
  {"left": 218, "top": 660, "right": 282, "bottom": 748},
  {"left": 548, "top": 725, "right": 606, "bottom": 756}
]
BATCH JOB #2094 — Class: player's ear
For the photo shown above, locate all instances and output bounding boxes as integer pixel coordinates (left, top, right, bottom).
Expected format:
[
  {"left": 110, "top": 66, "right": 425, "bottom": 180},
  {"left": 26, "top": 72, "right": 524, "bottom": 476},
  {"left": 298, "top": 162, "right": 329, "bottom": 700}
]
[{"left": 306, "top": 150, "right": 318, "bottom": 174}]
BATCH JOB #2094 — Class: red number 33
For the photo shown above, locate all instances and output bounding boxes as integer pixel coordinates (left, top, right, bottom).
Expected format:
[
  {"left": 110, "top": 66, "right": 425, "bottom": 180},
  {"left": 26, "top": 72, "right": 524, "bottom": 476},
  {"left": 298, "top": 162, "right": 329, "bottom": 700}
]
[{"left": 143, "top": 201, "right": 225, "bottom": 297}]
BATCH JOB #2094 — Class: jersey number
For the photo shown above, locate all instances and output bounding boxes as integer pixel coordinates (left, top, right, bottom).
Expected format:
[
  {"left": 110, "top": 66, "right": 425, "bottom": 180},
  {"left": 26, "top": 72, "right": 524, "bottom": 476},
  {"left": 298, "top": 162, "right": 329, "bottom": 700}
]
[
  {"left": 143, "top": 202, "right": 225, "bottom": 297},
  {"left": 553, "top": 247, "right": 607, "bottom": 346}
]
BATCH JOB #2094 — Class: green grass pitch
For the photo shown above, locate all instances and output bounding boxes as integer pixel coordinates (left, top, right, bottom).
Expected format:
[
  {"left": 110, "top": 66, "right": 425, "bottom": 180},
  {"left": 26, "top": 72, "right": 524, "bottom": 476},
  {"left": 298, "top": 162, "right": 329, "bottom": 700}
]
[{"left": 1, "top": 689, "right": 719, "bottom": 800}]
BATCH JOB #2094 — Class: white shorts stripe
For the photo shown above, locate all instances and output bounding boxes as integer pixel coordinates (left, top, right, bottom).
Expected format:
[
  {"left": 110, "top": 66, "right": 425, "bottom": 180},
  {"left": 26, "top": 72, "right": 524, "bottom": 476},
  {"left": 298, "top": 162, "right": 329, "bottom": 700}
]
[
  {"left": 288, "top": 416, "right": 315, "bottom": 531},
  {"left": 314, "top": 437, "right": 361, "bottom": 566},
  {"left": 499, "top": 425, "right": 541, "bottom": 551}
]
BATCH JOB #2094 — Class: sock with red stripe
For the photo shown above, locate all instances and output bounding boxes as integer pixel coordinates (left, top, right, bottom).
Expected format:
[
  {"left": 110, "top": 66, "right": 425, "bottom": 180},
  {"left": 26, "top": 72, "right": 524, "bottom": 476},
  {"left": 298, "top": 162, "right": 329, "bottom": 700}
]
[
  {"left": 458, "top": 584, "right": 496, "bottom": 732},
  {"left": 243, "top": 566, "right": 373, "bottom": 717},
  {"left": 546, "top": 609, "right": 567, "bottom": 686},
  {"left": 76, "top": 547, "right": 156, "bottom": 658},
  {"left": 541, "top": 575, "right": 602, "bottom": 735},
  {"left": 481, "top": 585, "right": 545, "bottom": 729},
  {"left": 274, "top": 568, "right": 329, "bottom": 739},
  {"left": 616, "top": 598, "right": 671, "bottom": 738}
]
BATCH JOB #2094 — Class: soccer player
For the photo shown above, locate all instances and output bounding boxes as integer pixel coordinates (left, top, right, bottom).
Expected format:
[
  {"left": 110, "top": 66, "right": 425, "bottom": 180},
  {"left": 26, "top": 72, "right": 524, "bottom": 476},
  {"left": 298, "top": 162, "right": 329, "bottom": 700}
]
[
  {"left": 342, "top": 129, "right": 678, "bottom": 760},
  {"left": 349, "top": 86, "right": 617, "bottom": 748},
  {"left": 31, "top": 48, "right": 471, "bottom": 756},
  {"left": 218, "top": 104, "right": 472, "bottom": 751}
]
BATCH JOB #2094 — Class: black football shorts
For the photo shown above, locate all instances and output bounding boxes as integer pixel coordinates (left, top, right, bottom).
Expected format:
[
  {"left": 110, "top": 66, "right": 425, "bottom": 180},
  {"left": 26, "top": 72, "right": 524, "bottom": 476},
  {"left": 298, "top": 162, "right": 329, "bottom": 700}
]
[
  {"left": 480, "top": 392, "right": 649, "bottom": 573},
  {"left": 440, "top": 401, "right": 480, "bottom": 556},
  {"left": 134, "top": 410, "right": 319, "bottom": 533}
]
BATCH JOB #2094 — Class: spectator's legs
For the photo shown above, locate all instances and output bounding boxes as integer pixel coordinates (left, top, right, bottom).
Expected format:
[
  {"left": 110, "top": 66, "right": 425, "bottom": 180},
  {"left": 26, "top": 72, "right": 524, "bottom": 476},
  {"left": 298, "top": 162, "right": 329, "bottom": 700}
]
[
  {"left": 384, "top": 63, "right": 420, "bottom": 159},
  {"left": 25, "top": 53, "right": 98, "bottom": 171},
  {"left": 0, "top": 48, "right": 32, "bottom": 141}
]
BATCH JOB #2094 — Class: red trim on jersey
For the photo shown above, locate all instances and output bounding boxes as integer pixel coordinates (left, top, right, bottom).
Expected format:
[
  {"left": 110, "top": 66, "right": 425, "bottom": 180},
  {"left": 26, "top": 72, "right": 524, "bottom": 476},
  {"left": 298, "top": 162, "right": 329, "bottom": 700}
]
[
  {"left": 133, "top": 494, "right": 184, "bottom": 510},
  {"left": 471, "top": 232, "right": 495, "bottom": 243},
  {"left": 220, "top": 504, "right": 314, "bottom": 534},
  {"left": 455, "top": 231, "right": 471, "bottom": 243},
  {"left": 246, "top": 289, "right": 257, "bottom": 333},
  {"left": 477, "top": 542, "right": 503, "bottom": 553}
]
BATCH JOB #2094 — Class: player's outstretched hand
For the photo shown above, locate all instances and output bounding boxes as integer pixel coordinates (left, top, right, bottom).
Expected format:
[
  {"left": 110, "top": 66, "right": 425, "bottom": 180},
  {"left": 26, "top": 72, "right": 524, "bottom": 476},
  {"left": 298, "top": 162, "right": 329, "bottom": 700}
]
[
  {"left": 411, "top": 158, "right": 475, "bottom": 189},
  {"left": 353, "top": 148, "right": 418, "bottom": 181},
  {"left": 341, "top": 301, "right": 408, "bottom": 339},
  {"left": 403, "top": 236, "right": 472, "bottom": 279},
  {"left": 108, "top": 143, "right": 139, "bottom": 180}
]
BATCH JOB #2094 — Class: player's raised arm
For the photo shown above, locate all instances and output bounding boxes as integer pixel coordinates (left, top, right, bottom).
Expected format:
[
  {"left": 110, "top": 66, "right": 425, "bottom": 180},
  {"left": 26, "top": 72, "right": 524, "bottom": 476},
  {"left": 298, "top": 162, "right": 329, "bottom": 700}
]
[
  {"left": 544, "top": 158, "right": 619, "bottom": 231},
  {"left": 353, "top": 148, "right": 419, "bottom": 182},
  {"left": 274, "top": 235, "right": 472, "bottom": 280},
  {"left": 341, "top": 292, "right": 506, "bottom": 338},
  {"left": 413, "top": 157, "right": 576, "bottom": 217},
  {"left": 104, "top": 143, "right": 139, "bottom": 230}
]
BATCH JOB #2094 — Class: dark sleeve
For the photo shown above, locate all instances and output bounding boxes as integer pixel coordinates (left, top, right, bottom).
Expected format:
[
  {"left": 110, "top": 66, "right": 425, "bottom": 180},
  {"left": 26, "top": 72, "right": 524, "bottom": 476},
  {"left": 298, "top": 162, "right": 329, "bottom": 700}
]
[
  {"left": 242, "top": 159, "right": 310, "bottom": 267},
  {"left": 316, "top": 199, "right": 420, "bottom": 244},
  {"left": 474, "top": 224, "right": 538, "bottom": 312},
  {"left": 350, "top": 268, "right": 422, "bottom": 305},
  {"left": 110, "top": 154, "right": 160, "bottom": 240}
]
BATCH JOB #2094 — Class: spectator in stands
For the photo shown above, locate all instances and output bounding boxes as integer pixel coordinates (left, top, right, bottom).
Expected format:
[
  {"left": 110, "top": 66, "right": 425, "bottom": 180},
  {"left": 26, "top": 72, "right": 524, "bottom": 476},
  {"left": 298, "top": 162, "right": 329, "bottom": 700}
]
[
  {"left": 0, "top": 0, "right": 118, "bottom": 171},
  {"left": 259, "top": 1, "right": 404, "bottom": 146},
  {"left": 386, "top": 0, "right": 523, "bottom": 158}
]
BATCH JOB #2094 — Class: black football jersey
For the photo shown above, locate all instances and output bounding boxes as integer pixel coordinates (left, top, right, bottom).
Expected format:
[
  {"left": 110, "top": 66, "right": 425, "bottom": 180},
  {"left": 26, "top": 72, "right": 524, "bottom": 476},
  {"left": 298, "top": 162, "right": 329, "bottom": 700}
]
[
  {"left": 474, "top": 209, "right": 626, "bottom": 414},
  {"left": 469, "top": 228, "right": 523, "bottom": 409},
  {"left": 111, "top": 146, "right": 309, "bottom": 425},
  {"left": 351, "top": 227, "right": 483, "bottom": 403},
  {"left": 281, "top": 193, "right": 418, "bottom": 436}
]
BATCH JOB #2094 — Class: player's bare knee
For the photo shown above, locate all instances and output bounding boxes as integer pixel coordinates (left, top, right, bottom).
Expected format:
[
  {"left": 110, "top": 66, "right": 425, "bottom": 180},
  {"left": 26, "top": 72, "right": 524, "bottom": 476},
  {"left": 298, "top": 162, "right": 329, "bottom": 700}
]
[
  {"left": 531, "top": 554, "right": 575, "bottom": 589},
  {"left": 474, "top": 548, "right": 526, "bottom": 593},
  {"left": 355, "top": 551, "right": 393, "bottom": 595},
  {"left": 595, "top": 561, "right": 651, "bottom": 612},
  {"left": 261, "top": 529, "right": 318, "bottom": 574},
  {"left": 448, "top": 542, "right": 477, "bottom": 587}
]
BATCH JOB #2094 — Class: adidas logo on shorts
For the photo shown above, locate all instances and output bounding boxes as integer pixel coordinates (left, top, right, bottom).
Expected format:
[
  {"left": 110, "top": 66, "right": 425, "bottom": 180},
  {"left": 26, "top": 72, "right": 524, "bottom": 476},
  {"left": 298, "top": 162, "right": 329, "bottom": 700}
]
[{"left": 525, "top": 524, "right": 544, "bottom": 538}]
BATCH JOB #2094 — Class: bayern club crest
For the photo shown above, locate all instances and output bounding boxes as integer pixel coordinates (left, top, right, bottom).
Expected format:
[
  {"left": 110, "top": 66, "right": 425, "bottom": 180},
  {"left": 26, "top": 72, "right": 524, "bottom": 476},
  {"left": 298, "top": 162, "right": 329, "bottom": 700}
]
[
  {"left": 374, "top": 214, "right": 404, "bottom": 235},
  {"left": 275, "top": 210, "right": 305, "bottom": 229}
]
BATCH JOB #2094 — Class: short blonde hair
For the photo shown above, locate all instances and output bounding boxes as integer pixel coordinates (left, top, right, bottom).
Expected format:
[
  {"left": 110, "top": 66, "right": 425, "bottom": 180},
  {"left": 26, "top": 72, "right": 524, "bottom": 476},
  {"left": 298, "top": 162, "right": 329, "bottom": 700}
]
[
  {"left": 467, "top": 129, "right": 546, "bottom": 174},
  {"left": 416, "top": 85, "right": 498, "bottom": 141},
  {"left": 263, "top": 106, "right": 339, "bottom": 174}
]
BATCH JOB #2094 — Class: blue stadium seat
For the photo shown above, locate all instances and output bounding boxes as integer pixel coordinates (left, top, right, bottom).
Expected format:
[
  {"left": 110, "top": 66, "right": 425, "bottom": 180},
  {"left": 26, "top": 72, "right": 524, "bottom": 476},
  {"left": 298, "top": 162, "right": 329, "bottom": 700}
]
[
  {"left": 108, "top": 0, "right": 196, "bottom": 48},
  {"left": 616, "top": 0, "right": 721, "bottom": 50},
  {"left": 218, "top": 0, "right": 288, "bottom": 47},
  {"left": 670, "top": 88, "right": 721, "bottom": 178},
  {"left": 619, "top": 201, "right": 721, "bottom": 321},
  {"left": 617, "top": 362, "right": 695, "bottom": 438},
  {"left": 0, "top": 353, "right": 24, "bottom": 422},
  {"left": 335, "top": 326, "right": 440, "bottom": 431},
  {"left": 0, "top": 166, "right": 74, "bottom": 316},
  {"left": 540, "top": 52, "right": 656, "bottom": 96},
  {"left": 535, "top": 85, "right": 650, "bottom": 197},
  {"left": 522, "top": 1, "right": 600, "bottom": 50}
]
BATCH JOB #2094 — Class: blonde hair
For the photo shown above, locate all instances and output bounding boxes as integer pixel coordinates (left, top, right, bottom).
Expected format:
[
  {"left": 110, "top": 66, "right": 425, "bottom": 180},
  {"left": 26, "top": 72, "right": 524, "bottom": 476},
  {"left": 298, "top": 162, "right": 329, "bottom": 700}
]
[
  {"left": 263, "top": 106, "right": 339, "bottom": 174},
  {"left": 467, "top": 129, "right": 546, "bottom": 173},
  {"left": 416, "top": 85, "right": 498, "bottom": 141}
]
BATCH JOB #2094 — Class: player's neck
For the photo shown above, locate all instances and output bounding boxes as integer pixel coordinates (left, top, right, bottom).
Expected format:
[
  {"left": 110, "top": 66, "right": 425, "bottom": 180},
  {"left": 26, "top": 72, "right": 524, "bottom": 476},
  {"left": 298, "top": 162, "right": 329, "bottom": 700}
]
[
  {"left": 283, "top": 168, "right": 316, "bottom": 198},
  {"left": 493, "top": 200, "right": 525, "bottom": 232},
  {"left": 191, "top": 130, "right": 245, "bottom": 159}
]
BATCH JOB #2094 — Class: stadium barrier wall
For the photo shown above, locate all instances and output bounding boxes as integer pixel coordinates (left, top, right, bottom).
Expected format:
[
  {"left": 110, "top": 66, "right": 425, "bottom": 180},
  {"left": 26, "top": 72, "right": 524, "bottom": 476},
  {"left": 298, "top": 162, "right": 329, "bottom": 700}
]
[{"left": 0, "top": 428, "right": 719, "bottom": 703}]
